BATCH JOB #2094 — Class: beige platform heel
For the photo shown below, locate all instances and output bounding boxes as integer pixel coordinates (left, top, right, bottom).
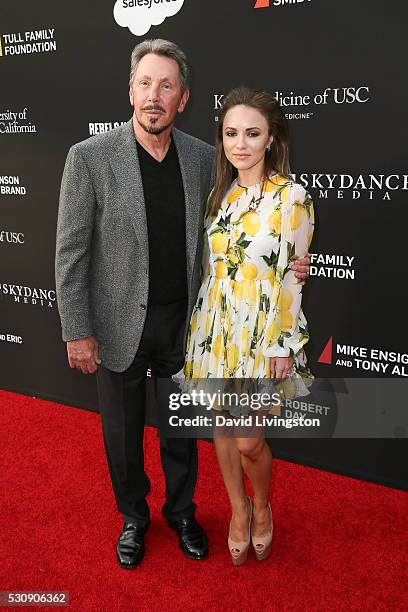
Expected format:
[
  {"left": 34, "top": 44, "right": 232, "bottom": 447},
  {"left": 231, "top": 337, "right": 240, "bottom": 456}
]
[
  {"left": 251, "top": 502, "right": 273, "bottom": 561},
  {"left": 228, "top": 496, "right": 253, "bottom": 566}
]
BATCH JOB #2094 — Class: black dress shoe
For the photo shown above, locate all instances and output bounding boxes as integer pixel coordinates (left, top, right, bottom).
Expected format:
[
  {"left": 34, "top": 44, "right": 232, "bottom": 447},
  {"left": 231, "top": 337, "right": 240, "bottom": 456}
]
[
  {"left": 116, "top": 521, "right": 149, "bottom": 569},
  {"left": 167, "top": 516, "right": 208, "bottom": 560}
]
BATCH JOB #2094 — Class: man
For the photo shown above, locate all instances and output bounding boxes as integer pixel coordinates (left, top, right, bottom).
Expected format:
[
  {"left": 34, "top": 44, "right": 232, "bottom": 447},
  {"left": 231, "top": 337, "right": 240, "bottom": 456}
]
[{"left": 55, "top": 39, "right": 311, "bottom": 569}]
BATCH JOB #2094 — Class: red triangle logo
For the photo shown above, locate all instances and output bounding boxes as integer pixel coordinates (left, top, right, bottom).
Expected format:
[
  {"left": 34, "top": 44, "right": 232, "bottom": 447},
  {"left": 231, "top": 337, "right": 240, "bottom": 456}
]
[
  {"left": 318, "top": 336, "right": 333, "bottom": 364},
  {"left": 254, "top": 0, "right": 270, "bottom": 8}
]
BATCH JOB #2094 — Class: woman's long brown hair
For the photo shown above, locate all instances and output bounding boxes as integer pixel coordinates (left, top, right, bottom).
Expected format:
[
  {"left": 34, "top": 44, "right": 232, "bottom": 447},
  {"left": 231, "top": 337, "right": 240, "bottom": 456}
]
[{"left": 209, "top": 86, "right": 292, "bottom": 216}]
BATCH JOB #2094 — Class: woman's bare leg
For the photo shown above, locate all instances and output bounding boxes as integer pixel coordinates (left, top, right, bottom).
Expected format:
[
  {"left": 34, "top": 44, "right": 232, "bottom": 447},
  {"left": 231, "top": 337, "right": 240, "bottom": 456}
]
[
  {"left": 213, "top": 433, "right": 251, "bottom": 542},
  {"left": 236, "top": 436, "right": 273, "bottom": 538}
]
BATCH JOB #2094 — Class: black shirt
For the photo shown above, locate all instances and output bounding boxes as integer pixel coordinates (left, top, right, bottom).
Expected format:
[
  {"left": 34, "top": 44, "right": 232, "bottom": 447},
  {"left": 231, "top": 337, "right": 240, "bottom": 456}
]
[{"left": 136, "top": 137, "right": 188, "bottom": 305}]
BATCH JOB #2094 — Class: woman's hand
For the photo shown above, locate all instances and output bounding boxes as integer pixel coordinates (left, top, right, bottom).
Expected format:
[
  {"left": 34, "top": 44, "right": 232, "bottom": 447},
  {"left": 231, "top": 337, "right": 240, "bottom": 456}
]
[{"left": 269, "top": 356, "right": 294, "bottom": 381}]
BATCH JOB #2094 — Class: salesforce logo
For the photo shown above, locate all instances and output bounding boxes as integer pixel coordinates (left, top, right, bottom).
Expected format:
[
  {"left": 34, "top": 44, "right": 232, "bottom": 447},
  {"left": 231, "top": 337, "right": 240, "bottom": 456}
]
[{"left": 113, "top": 0, "right": 185, "bottom": 36}]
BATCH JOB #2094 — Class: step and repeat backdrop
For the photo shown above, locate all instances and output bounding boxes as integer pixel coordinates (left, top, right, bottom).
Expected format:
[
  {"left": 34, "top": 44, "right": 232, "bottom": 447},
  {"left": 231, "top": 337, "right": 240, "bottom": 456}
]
[{"left": 1, "top": 0, "right": 407, "bottom": 489}]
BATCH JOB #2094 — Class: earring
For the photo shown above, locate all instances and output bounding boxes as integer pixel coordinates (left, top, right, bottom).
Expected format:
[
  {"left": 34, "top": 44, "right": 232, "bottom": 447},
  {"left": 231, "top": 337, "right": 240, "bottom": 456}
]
[{"left": 266, "top": 144, "right": 271, "bottom": 152}]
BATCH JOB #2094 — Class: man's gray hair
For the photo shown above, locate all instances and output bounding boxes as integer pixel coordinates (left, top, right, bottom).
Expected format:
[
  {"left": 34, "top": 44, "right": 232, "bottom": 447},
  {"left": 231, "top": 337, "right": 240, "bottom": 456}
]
[{"left": 129, "top": 39, "right": 189, "bottom": 92}]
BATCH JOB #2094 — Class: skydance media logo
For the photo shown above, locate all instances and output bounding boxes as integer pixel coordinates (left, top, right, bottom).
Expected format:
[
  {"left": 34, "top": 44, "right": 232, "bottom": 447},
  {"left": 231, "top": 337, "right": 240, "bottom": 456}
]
[
  {"left": 0, "top": 282, "right": 56, "bottom": 308},
  {"left": 294, "top": 171, "right": 408, "bottom": 202},
  {"left": 114, "top": 0, "right": 185, "bottom": 36}
]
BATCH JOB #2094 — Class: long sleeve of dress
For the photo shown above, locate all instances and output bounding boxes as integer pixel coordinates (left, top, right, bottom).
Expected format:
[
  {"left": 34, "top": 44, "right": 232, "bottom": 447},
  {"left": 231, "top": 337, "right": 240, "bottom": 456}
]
[{"left": 262, "top": 181, "right": 314, "bottom": 358}]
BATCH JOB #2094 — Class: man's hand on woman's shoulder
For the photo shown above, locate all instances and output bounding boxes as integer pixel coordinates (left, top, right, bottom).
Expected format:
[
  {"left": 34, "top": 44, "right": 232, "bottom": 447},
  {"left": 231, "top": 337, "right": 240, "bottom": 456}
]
[{"left": 289, "top": 252, "right": 311, "bottom": 285}]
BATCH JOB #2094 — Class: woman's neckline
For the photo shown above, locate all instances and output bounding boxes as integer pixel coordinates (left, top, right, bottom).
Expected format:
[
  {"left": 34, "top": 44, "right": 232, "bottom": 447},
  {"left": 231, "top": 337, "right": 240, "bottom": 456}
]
[{"left": 237, "top": 172, "right": 278, "bottom": 189}]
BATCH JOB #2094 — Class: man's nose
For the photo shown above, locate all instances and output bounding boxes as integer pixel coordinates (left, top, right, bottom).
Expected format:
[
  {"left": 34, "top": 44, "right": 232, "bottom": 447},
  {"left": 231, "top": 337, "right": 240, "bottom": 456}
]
[{"left": 147, "top": 84, "right": 160, "bottom": 102}]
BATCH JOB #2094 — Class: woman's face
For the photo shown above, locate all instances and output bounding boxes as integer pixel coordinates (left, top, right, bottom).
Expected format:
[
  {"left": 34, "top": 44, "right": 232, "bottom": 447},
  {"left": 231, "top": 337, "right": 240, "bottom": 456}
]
[{"left": 222, "top": 104, "right": 273, "bottom": 175}]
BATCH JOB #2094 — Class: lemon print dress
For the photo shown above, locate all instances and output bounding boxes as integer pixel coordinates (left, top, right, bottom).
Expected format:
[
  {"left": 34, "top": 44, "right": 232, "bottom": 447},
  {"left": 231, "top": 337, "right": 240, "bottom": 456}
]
[{"left": 177, "top": 174, "right": 315, "bottom": 403}]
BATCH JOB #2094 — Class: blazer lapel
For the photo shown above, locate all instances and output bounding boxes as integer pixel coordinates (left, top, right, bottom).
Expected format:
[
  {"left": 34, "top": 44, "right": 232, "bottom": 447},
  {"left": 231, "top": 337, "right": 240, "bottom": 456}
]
[
  {"left": 172, "top": 128, "right": 201, "bottom": 277},
  {"left": 109, "top": 119, "right": 149, "bottom": 256}
]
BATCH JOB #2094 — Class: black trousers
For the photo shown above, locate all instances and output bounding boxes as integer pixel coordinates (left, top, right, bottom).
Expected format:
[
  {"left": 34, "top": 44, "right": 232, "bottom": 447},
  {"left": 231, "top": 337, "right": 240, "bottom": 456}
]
[{"left": 95, "top": 298, "right": 197, "bottom": 525}]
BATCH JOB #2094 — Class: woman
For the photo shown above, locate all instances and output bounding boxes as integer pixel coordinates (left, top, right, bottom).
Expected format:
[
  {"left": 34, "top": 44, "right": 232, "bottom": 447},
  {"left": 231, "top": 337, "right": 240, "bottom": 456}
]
[{"left": 176, "top": 87, "right": 314, "bottom": 564}]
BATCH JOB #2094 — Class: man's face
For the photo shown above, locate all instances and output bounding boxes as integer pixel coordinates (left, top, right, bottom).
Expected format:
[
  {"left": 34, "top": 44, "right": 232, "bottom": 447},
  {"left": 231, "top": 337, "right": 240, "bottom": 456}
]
[{"left": 129, "top": 53, "right": 189, "bottom": 135}]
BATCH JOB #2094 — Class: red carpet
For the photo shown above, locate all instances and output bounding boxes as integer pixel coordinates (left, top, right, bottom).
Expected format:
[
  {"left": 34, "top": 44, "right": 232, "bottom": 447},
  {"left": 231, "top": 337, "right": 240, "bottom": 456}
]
[{"left": 0, "top": 389, "right": 407, "bottom": 611}]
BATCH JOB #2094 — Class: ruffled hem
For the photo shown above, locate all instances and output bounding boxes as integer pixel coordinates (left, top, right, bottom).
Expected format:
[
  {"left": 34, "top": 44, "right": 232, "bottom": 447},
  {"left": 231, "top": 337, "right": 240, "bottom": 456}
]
[{"left": 172, "top": 368, "right": 314, "bottom": 415}]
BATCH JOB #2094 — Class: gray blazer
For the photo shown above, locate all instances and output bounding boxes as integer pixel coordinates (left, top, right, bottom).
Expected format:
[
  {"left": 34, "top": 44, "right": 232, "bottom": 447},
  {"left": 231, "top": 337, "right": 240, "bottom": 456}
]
[{"left": 55, "top": 119, "right": 215, "bottom": 372}]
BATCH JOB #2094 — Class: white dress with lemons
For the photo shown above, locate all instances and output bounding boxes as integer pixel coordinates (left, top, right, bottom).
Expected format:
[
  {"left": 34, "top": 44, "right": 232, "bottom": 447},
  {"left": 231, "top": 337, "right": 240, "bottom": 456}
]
[{"left": 177, "top": 174, "right": 315, "bottom": 402}]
